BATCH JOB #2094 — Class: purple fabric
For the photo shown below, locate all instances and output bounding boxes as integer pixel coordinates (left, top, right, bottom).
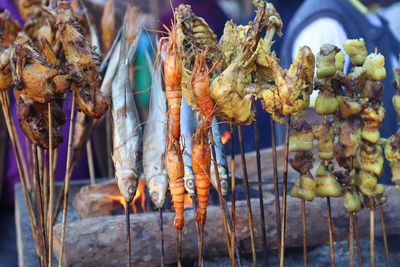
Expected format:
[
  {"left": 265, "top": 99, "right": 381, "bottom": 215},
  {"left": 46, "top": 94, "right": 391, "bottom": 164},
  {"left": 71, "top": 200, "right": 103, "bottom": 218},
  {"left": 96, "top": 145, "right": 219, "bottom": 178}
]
[
  {"left": 1, "top": 2, "right": 89, "bottom": 205},
  {"left": 4, "top": 94, "right": 90, "bottom": 206},
  {"left": 0, "top": 0, "right": 24, "bottom": 25},
  {"left": 159, "top": 0, "right": 228, "bottom": 37}
]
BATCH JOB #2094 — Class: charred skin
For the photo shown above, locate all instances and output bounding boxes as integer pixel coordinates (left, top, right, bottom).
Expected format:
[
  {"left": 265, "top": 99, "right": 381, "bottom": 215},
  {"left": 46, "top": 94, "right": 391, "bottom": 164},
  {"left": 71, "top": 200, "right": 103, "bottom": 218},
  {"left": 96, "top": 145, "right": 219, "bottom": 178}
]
[
  {"left": 56, "top": 8, "right": 108, "bottom": 119},
  {"left": 192, "top": 125, "right": 211, "bottom": 225},
  {"left": 164, "top": 23, "right": 183, "bottom": 141},
  {"left": 16, "top": 92, "right": 65, "bottom": 149},
  {"left": 165, "top": 137, "right": 185, "bottom": 230}
]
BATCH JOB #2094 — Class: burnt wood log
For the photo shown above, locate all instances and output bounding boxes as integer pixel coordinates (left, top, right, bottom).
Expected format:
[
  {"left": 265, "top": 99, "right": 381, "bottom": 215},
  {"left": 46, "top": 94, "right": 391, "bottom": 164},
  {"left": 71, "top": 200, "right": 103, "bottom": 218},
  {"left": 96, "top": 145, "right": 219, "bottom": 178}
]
[
  {"left": 72, "top": 180, "right": 124, "bottom": 218},
  {"left": 53, "top": 186, "right": 400, "bottom": 266}
]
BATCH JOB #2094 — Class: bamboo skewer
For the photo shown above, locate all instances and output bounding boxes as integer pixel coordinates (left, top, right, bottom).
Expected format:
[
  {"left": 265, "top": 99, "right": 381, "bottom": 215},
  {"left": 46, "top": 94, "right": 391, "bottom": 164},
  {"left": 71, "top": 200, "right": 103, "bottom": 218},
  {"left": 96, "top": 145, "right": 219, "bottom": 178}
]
[
  {"left": 58, "top": 96, "right": 76, "bottom": 267},
  {"left": 327, "top": 197, "right": 335, "bottom": 267},
  {"left": 48, "top": 102, "right": 55, "bottom": 267},
  {"left": 279, "top": 117, "right": 290, "bottom": 267},
  {"left": 349, "top": 214, "right": 354, "bottom": 267},
  {"left": 270, "top": 119, "right": 281, "bottom": 257},
  {"left": 354, "top": 213, "right": 364, "bottom": 267},
  {"left": 159, "top": 208, "right": 165, "bottom": 267},
  {"left": 86, "top": 140, "right": 95, "bottom": 185},
  {"left": 210, "top": 141, "right": 233, "bottom": 261},
  {"left": 230, "top": 123, "right": 238, "bottom": 267},
  {"left": 322, "top": 113, "right": 335, "bottom": 267},
  {"left": 379, "top": 206, "right": 390, "bottom": 267},
  {"left": 0, "top": 92, "right": 40, "bottom": 257},
  {"left": 301, "top": 200, "right": 308, "bottom": 267},
  {"left": 370, "top": 210, "right": 375, "bottom": 267},
  {"left": 197, "top": 225, "right": 203, "bottom": 267},
  {"left": 252, "top": 98, "right": 268, "bottom": 266},
  {"left": 33, "top": 145, "right": 47, "bottom": 265},
  {"left": 237, "top": 125, "right": 257, "bottom": 267},
  {"left": 127, "top": 202, "right": 132, "bottom": 267}
]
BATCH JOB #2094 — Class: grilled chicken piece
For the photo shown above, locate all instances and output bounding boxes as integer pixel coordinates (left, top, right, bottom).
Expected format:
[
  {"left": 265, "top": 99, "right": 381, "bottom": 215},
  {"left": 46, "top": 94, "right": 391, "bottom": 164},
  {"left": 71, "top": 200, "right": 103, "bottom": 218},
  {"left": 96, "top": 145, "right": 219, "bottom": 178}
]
[
  {"left": 315, "top": 162, "right": 342, "bottom": 197},
  {"left": 288, "top": 111, "right": 314, "bottom": 152},
  {"left": 259, "top": 46, "right": 315, "bottom": 120},
  {"left": 15, "top": 91, "right": 65, "bottom": 149},
  {"left": 54, "top": 8, "right": 108, "bottom": 119},
  {"left": 360, "top": 102, "right": 385, "bottom": 143},
  {"left": 312, "top": 120, "right": 334, "bottom": 160},
  {"left": 289, "top": 150, "right": 314, "bottom": 175},
  {"left": 290, "top": 173, "right": 316, "bottom": 201},
  {"left": 384, "top": 133, "right": 400, "bottom": 190},
  {"left": 9, "top": 33, "right": 70, "bottom": 103}
]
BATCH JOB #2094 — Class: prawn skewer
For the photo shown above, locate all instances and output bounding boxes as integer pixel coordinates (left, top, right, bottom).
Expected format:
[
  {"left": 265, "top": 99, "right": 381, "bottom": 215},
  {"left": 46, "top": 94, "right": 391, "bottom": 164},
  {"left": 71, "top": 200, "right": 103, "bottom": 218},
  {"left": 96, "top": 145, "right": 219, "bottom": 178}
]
[{"left": 162, "top": 21, "right": 185, "bottom": 265}]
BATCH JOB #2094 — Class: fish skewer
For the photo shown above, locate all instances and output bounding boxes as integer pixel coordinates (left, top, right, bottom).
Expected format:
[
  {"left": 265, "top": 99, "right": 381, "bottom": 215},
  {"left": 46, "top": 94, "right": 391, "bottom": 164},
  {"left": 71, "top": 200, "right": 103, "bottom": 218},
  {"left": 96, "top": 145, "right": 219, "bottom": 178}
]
[
  {"left": 111, "top": 21, "right": 143, "bottom": 267},
  {"left": 144, "top": 52, "right": 168, "bottom": 265}
]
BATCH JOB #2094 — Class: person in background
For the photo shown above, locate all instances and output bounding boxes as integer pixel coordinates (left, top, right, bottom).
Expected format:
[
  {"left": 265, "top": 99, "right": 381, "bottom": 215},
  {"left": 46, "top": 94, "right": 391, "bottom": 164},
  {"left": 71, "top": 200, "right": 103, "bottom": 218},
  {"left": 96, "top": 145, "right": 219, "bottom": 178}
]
[{"left": 280, "top": 0, "right": 400, "bottom": 183}]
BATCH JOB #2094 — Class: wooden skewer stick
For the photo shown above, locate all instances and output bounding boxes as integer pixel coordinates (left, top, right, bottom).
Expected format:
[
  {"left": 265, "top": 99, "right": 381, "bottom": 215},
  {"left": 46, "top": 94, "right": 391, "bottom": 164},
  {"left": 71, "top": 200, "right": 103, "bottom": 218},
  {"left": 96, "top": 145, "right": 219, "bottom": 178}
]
[
  {"left": 0, "top": 92, "right": 40, "bottom": 256},
  {"left": 230, "top": 123, "right": 240, "bottom": 267},
  {"left": 279, "top": 117, "right": 290, "bottom": 267},
  {"left": 159, "top": 208, "right": 165, "bottom": 267},
  {"left": 327, "top": 197, "right": 335, "bottom": 267},
  {"left": 127, "top": 202, "right": 132, "bottom": 267},
  {"left": 379, "top": 205, "right": 390, "bottom": 267},
  {"left": 33, "top": 145, "right": 47, "bottom": 265},
  {"left": 210, "top": 141, "right": 233, "bottom": 261},
  {"left": 197, "top": 225, "right": 204, "bottom": 267},
  {"left": 270, "top": 119, "right": 281, "bottom": 258},
  {"left": 354, "top": 213, "right": 364, "bottom": 267},
  {"left": 349, "top": 214, "right": 355, "bottom": 267},
  {"left": 237, "top": 125, "right": 257, "bottom": 267},
  {"left": 58, "top": 96, "right": 76, "bottom": 267},
  {"left": 48, "top": 102, "right": 55, "bottom": 267},
  {"left": 322, "top": 114, "right": 335, "bottom": 267},
  {"left": 370, "top": 209, "right": 375, "bottom": 267},
  {"left": 252, "top": 98, "right": 269, "bottom": 266},
  {"left": 86, "top": 139, "right": 95, "bottom": 185},
  {"left": 301, "top": 200, "right": 308, "bottom": 267}
]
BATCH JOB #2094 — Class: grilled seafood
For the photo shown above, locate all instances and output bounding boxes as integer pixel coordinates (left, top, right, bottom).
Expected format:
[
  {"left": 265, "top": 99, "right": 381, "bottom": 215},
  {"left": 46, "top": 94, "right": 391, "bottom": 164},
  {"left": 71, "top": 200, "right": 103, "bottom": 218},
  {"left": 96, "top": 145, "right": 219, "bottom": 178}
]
[
  {"left": 143, "top": 59, "right": 168, "bottom": 209},
  {"left": 163, "top": 19, "right": 185, "bottom": 230},
  {"left": 111, "top": 28, "right": 142, "bottom": 203},
  {"left": 192, "top": 123, "right": 211, "bottom": 224},
  {"left": 175, "top": 4, "right": 221, "bottom": 109}
]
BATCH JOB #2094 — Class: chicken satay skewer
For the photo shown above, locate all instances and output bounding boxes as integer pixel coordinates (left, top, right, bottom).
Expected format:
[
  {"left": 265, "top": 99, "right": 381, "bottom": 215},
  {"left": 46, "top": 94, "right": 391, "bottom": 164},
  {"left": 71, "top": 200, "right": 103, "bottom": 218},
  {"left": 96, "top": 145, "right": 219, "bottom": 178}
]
[{"left": 252, "top": 96, "right": 269, "bottom": 265}]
